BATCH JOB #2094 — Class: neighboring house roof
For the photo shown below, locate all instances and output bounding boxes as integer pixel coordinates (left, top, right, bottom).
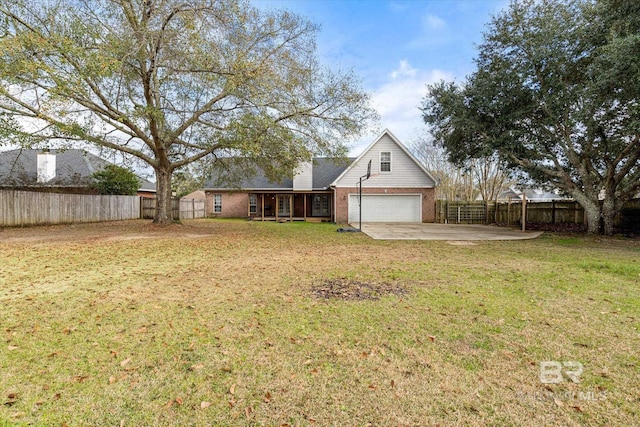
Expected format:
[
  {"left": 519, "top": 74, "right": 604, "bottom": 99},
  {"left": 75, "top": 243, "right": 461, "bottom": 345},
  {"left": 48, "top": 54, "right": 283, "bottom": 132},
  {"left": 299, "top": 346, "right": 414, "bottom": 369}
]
[
  {"left": 0, "top": 148, "right": 155, "bottom": 192},
  {"left": 137, "top": 179, "right": 157, "bottom": 193},
  {"left": 497, "top": 187, "right": 569, "bottom": 202},
  {"left": 331, "top": 129, "right": 437, "bottom": 188},
  {"left": 204, "top": 157, "right": 354, "bottom": 191},
  {"left": 181, "top": 190, "right": 206, "bottom": 200}
]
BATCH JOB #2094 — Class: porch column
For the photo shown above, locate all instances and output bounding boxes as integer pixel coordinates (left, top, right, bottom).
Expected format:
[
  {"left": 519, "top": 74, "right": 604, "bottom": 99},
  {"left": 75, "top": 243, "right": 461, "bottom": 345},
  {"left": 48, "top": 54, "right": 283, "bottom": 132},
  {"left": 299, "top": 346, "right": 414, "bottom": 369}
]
[
  {"left": 261, "top": 194, "right": 265, "bottom": 221},
  {"left": 289, "top": 194, "right": 293, "bottom": 221},
  {"left": 303, "top": 194, "right": 307, "bottom": 221},
  {"left": 275, "top": 194, "right": 279, "bottom": 221}
]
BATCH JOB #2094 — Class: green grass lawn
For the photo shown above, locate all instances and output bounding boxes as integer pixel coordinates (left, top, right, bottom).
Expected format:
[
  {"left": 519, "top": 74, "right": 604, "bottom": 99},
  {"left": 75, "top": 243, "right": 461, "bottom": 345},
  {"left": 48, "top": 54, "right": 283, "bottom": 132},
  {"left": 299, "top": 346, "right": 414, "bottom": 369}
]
[{"left": 1, "top": 220, "right": 639, "bottom": 426}]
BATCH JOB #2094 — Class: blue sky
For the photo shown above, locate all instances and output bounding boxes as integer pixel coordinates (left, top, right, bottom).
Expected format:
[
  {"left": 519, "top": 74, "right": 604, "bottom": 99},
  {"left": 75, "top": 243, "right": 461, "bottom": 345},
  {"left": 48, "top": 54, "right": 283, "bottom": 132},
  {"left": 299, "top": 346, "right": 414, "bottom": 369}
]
[{"left": 256, "top": 0, "right": 510, "bottom": 154}]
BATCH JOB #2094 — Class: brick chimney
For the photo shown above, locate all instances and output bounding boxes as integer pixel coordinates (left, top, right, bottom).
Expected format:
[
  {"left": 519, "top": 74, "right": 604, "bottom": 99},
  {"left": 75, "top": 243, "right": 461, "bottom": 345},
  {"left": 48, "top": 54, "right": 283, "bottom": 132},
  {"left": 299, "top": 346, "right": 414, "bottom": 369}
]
[{"left": 37, "top": 150, "right": 56, "bottom": 183}]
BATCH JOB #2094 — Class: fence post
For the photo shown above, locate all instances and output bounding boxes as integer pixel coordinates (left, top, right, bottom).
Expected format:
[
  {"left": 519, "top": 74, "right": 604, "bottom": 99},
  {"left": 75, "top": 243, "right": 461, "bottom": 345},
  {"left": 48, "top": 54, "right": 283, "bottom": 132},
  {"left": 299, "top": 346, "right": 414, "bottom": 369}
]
[{"left": 521, "top": 196, "right": 527, "bottom": 232}]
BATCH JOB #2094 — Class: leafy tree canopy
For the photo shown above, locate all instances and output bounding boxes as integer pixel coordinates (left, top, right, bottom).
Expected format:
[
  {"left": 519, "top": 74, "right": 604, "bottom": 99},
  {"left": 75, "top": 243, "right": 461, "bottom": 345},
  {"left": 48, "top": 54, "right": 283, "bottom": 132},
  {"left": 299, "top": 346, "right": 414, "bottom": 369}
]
[
  {"left": 0, "top": 0, "right": 377, "bottom": 223},
  {"left": 92, "top": 164, "right": 140, "bottom": 195},
  {"left": 422, "top": 0, "right": 640, "bottom": 234}
]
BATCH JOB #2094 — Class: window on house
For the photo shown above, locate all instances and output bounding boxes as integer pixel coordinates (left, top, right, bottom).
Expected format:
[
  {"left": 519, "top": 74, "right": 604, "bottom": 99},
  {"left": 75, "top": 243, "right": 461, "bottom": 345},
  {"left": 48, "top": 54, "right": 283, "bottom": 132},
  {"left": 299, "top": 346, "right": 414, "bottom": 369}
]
[
  {"left": 214, "top": 194, "right": 222, "bottom": 213},
  {"left": 278, "top": 195, "right": 290, "bottom": 215},
  {"left": 380, "top": 151, "right": 391, "bottom": 172},
  {"left": 312, "top": 195, "right": 330, "bottom": 216},
  {"left": 249, "top": 194, "right": 257, "bottom": 214}
]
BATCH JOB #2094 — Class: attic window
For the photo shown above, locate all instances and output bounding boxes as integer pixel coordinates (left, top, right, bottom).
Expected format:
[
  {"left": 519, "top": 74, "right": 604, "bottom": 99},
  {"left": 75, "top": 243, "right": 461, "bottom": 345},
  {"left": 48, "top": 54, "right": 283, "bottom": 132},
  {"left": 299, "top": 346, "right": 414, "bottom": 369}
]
[{"left": 380, "top": 151, "right": 391, "bottom": 172}]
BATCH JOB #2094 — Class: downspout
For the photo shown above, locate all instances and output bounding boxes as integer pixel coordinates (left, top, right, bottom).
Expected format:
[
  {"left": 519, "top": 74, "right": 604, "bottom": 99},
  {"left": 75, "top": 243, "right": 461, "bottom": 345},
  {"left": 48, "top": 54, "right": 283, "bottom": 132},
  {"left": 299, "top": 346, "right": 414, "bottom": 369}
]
[{"left": 331, "top": 185, "right": 337, "bottom": 223}]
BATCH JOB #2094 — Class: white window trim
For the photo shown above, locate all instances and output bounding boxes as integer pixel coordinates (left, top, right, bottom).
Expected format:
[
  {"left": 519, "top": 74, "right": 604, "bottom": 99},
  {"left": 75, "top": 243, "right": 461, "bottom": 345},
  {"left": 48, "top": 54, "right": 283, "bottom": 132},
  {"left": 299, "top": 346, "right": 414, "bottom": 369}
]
[
  {"left": 380, "top": 151, "right": 392, "bottom": 173},
  {"left": 249, "top": 194, "right": 257, "bottom": 214},
  {"left": 213, "top": 194, "right": 222, "bottom": 213},
  {"left": 277, "top": 195, "right": 290, "bottom": 215}
]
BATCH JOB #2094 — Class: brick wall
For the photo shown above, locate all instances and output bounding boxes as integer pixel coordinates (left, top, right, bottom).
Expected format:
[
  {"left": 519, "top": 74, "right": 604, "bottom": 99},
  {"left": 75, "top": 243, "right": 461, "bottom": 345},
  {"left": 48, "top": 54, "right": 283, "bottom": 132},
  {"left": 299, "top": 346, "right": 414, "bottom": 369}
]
[
  {"left": 205, "top": 191, "right": 249, "bottom": 217},
  {"left": 334, "top": 187, "right": 436, "bottom": 224}
]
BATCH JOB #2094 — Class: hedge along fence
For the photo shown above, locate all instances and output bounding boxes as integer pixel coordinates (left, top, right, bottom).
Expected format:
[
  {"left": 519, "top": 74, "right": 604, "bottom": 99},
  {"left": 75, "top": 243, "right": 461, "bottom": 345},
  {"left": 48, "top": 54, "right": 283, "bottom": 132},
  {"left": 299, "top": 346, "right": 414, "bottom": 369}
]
[{"left": 0, "top": 189, "right": 141, "bottom": 227}]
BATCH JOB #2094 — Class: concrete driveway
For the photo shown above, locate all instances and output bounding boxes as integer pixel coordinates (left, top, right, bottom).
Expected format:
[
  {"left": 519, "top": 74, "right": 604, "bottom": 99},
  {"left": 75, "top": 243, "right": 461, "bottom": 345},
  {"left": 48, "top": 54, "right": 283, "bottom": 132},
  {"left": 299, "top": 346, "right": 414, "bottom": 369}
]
[{"left": 359, "top": 223, "right": 544, "bottom": 241}]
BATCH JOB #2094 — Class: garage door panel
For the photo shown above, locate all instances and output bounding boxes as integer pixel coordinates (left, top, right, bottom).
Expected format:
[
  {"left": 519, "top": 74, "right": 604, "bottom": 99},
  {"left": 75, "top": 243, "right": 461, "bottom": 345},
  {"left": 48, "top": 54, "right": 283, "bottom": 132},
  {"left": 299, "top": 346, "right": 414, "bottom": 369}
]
[{"left": 348, "top": 194, "right": 421, "bottom": 223}]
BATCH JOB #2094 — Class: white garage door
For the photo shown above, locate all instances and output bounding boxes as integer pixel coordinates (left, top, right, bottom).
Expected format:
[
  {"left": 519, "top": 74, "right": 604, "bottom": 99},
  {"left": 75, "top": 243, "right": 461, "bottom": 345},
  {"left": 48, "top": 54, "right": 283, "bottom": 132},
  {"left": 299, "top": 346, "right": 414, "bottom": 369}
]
[{"left": 348, "top": 194, "right": 421, "bottom": 223}]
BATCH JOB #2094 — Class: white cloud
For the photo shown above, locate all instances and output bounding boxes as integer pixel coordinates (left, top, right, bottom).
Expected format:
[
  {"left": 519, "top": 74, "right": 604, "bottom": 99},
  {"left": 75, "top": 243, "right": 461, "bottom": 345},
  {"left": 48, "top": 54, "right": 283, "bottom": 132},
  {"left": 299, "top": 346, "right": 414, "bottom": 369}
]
[
  {"left": 389, "top": 59, "right": 417, "bottom": 79},
  {"left": 350, "top": 60, "right": 453, "bottom": 155},
  {"left": 423, "top": 14, "right": 446, "bottom": 31}
]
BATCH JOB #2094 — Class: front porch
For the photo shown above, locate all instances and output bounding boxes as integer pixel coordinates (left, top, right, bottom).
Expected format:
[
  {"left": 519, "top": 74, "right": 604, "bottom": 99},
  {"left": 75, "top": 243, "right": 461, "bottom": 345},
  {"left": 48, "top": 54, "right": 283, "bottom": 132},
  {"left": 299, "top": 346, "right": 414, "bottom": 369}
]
[{"left": 249, "top": 191, "right": 333, "bottom": 222}]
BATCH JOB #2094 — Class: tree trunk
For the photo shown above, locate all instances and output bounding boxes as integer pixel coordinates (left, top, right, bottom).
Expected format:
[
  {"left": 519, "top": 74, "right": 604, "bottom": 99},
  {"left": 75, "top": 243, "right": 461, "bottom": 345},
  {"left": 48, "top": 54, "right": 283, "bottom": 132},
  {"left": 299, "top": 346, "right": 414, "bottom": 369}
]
[
  {"left": 154, "top": 167, "right": 174, "bottom": 224},
  {"left": 602, "top": 194, "right": 617, "bottom": 236},
  {"left": 570, "top": 191, "right": 601, "bottom": 234},
  {"left": 582, "top": 201, "right": 601, "bottom": 234}
]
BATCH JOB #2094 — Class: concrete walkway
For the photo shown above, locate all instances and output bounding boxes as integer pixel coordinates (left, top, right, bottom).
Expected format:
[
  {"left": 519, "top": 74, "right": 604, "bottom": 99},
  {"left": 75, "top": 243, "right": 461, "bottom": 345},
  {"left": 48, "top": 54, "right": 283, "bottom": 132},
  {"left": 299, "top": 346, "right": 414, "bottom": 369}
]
[{"left": 360, "top": 223, "right": 544, "bottom": 241}]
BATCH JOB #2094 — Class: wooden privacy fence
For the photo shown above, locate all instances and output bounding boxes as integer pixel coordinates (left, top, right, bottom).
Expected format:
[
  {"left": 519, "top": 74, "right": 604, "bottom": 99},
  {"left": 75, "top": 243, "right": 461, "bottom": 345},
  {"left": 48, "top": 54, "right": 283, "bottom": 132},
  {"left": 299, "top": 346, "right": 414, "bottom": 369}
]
[
  {"left": 141, "top": 197, "right": 206, "bottom": 220},
  {"left": 494, "top": 200, "right": 584, "bottom": 226},
  {"left": 436, "top": 199, "right": 640, "bottom": 231},
  {"left": 0, "top": 190, "right": 140, "bottom": 227}
]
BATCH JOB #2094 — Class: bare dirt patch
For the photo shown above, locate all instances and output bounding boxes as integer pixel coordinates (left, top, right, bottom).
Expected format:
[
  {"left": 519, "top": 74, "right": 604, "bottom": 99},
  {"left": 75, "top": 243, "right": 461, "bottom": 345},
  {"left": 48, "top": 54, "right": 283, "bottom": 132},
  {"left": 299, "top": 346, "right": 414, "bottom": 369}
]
[
  {"left": 0, "top": 220, "right": 219, "bottom": 244},
  {"left": 310, "top": 278, "right": 410, "bottom": 301}
]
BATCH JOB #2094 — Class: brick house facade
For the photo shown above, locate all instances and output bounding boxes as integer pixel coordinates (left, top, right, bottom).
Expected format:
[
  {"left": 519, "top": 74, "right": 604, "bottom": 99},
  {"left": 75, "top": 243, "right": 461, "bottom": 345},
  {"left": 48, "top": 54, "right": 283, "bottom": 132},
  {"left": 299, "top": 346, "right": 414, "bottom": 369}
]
[{"left": 203, "top": 129, "right": 437, "bottom": 224}]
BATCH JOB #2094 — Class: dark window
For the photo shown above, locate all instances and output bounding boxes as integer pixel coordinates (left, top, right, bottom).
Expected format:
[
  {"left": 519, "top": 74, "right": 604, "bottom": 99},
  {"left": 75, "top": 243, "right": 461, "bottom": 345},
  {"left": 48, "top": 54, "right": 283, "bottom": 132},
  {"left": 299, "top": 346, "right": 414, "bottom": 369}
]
[{"left": 380, "top": 152, "right": 391, "bottom": 172}]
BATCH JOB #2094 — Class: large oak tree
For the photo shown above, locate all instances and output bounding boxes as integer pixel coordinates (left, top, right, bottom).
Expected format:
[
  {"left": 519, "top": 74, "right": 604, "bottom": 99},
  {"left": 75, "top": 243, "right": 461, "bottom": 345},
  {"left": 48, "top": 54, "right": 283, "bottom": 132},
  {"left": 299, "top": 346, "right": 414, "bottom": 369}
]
[
  {"left": 422, "top": 0, "right": 640, "bottom": 234},
  {"left": 0, "top": 0, "right": 376, "bottom": 223}
]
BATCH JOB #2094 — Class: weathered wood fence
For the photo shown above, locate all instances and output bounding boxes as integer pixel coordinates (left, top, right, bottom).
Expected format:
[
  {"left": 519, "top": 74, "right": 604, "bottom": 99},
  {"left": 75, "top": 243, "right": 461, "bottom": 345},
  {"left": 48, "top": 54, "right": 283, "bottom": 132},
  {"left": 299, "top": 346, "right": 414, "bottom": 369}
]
[
  {"left": 141, "top": 197, "right": 206, "bottom": 220},
  {"left": 179, "top": 198, "right": 206, "bottom": 220},
  {"left": 494, "top": 200, "right": 586, "bottom": 226},
  {"left": 0, "top": 190, "right": 140, "bottom": 227},
  {"left": 436, "top": 199, "right": 640, "bottom": 232}
]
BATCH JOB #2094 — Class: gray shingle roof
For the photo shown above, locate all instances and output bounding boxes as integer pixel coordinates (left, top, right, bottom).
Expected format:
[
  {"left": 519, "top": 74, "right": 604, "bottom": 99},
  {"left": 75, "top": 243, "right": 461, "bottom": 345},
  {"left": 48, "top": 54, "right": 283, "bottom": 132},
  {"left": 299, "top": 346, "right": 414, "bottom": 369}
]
[
  {"left": 0, "top": 149, "right": 155, "bottom": 191},
  {"left": 204, "top": 157, "right": 354, "bottom": 191}
]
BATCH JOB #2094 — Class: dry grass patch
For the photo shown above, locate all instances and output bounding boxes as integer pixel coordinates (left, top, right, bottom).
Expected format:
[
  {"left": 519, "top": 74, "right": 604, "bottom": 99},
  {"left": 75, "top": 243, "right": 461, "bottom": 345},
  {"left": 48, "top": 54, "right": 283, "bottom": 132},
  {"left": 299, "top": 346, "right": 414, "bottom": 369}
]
[
  {"left": 1, "top": 220, "right": 639, "bottom": 426},
  {"left": 310, "top": 278, "right": 410, "bottom": 301}
]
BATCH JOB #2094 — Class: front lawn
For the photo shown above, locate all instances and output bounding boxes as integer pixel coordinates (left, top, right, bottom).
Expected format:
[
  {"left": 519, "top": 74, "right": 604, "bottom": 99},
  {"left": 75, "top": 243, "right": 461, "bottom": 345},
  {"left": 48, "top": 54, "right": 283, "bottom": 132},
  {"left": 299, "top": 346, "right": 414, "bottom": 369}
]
[{"left": 1, "top": 220, "right": 638, "bottom": 426}]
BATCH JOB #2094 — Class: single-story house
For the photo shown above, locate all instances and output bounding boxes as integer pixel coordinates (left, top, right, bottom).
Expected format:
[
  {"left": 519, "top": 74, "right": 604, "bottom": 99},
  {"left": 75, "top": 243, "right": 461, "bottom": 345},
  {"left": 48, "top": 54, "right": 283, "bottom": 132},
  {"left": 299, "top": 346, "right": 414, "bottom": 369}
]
[
  {"left": 203, "top": 129, "right": 437, "bottom": 224},
  {"left": 0, "top": 148, "right": 156, "bottom": 197}
]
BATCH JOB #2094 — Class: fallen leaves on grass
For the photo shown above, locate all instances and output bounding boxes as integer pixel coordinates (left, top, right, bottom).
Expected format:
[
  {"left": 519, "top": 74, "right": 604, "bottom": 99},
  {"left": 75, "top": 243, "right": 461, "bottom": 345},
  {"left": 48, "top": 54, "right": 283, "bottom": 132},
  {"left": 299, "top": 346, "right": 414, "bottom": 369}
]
[
  {"left": 4, "top": 393, "right": 18, "bottom": 407},
  {"left": 310, "top": 278, "right": 409, "bottom": 301}
]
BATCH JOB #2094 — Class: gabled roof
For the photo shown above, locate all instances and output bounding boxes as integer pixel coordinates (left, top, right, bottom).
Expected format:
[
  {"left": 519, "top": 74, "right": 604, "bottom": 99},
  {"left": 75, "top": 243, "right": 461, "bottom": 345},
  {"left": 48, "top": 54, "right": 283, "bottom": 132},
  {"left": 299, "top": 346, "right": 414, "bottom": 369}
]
[
  {"left": 0, "top": 148, "right": 155, "bottom": 191},
  {"left": 313, "top": 158, "right": 354, "bottom": 189},
  {"left": 204, "top": 157, "right": 353, "bottom": 191},
  {"left": 330, "top": 129, "right": 438, "bottom": 186}
]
